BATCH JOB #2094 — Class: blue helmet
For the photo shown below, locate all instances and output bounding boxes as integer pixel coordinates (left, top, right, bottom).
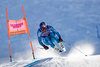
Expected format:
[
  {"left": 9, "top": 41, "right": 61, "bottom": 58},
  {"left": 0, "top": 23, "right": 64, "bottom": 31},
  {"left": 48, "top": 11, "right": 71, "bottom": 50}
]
[
  {"left": 40, "top": 22, "right": 47, "bottom": 28},
  {"left": 40, "top": 22, "right": 47, "bottom": 31}
]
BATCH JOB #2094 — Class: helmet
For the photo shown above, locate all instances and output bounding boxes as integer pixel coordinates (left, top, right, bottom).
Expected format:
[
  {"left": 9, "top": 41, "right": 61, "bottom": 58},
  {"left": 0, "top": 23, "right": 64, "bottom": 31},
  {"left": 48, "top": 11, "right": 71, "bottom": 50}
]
[
  {"left": 40, "top": 22, "right": 46, "bottom": 28},
  {"left": 40, "top": 22, "right": 47, "bottom": 31}
]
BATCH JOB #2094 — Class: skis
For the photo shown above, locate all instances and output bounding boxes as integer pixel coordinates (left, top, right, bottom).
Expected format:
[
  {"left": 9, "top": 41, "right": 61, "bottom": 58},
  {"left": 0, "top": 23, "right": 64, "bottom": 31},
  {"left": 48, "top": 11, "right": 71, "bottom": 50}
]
[
  {"left": 58, "top": 42, "right": 66, "bottom": 52},
  {"left": 38, "top": 42, "right": 66, "bottom": 53},
  {"left": 54, "top": 42, "right": 66, "bottom": 53}
]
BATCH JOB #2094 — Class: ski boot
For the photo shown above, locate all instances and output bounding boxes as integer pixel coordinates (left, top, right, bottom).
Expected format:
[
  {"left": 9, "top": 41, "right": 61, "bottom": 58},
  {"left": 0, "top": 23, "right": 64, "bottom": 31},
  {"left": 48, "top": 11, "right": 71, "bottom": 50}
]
[
  {"left": 59, "top": 42, "right": 66, "bottom": 52},
  {"left": 54, "top": 46, "right": 62, "bottom": 53}
]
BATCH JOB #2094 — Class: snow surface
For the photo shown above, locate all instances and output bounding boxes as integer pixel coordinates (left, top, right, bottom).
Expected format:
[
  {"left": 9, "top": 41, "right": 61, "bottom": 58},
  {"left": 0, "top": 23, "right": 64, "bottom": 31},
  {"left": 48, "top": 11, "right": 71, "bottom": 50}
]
[
  {"left": 1, "top": 46, "right": 100, "bottom": 67},
  {"left": 0, "top": 0, "right": 100, "bottom": 67},
  {"left": 24, "top": 56, "right": 100, "bottom": 67},
  {"left": 0, "top": 40, "right": 100, "bottom": 67}
]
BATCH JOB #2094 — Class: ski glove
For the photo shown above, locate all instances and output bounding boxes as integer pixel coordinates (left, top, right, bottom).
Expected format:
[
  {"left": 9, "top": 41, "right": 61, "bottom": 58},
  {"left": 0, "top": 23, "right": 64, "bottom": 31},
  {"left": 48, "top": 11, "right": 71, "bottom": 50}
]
[
  {"left": 59, "top": 37, "right": 63, "bottom": 42},
  {"left": 43, "top": 45, "right": 49, "bottom": 50}
]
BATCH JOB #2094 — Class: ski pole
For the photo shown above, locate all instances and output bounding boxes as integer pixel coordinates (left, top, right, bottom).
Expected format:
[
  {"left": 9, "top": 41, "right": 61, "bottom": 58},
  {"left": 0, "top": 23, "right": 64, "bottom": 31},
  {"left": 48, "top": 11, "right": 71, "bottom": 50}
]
[
  {"left": 63, "top": 41, "right": 87, "bottom": 56},
  {"left": 74, "top": 47, "right": 87, "bottom": 56}
]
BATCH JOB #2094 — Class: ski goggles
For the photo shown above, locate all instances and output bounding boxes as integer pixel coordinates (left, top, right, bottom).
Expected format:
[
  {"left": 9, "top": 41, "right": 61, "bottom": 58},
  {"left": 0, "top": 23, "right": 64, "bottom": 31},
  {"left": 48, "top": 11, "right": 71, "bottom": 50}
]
[{"left": 41, "top": 26, "right": 47, "bottom": 31}]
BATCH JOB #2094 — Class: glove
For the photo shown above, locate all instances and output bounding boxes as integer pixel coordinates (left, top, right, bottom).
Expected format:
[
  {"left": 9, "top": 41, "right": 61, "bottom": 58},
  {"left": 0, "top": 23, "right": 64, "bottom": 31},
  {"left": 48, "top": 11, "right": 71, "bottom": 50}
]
[
  {"left": 59, "top": 37, "right": 63, "bottom": 42},
  {"left": 43, "top": 45, "right": 49, "bottom": 50}
]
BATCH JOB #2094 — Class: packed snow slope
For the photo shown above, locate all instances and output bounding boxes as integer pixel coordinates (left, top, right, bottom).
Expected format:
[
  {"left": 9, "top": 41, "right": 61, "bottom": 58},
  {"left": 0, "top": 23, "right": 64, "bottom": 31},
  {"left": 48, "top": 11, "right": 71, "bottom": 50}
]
[
  {"left": 1, "top": 45, "right": 100, "bottom": 67},
  {"left": 0, "top": 0, "right": 100, "bottom": 67},
  {"left": 24, "top": 55, "right": 100, "bottom": 67},
  {"left": 2, "top": 56, "right": 100, "bottom": 67}
]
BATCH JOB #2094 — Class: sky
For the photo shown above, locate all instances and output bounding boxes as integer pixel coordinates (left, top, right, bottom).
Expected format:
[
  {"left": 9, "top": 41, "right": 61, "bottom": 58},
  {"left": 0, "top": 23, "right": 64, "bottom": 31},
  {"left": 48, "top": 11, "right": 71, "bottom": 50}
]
[{"left": 0, "top": 0, "right": 100, "bottom": 65}]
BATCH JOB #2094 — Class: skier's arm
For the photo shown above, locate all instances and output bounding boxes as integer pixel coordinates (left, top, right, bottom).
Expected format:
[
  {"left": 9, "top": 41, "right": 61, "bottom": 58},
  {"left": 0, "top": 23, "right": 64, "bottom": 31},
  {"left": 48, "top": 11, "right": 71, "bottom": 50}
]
[
  {"left": 49, "top": 25, "right": 63, "bottom": 42},
  {"left": 37, "top": 30, "right": 44, "bottom": 47},
  {"left": 49, "top": 26, "right": 61, "bottom": 38},
  {"left": 37, "top": 30, "right": 49, "bottom": 50}
]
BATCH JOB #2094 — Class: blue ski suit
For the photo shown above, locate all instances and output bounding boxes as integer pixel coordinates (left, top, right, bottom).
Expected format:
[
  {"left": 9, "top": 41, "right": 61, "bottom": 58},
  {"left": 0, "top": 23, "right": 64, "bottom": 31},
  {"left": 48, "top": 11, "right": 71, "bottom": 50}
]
[{"left": 37, "top": 25, "right": 61, "bottom": 48}]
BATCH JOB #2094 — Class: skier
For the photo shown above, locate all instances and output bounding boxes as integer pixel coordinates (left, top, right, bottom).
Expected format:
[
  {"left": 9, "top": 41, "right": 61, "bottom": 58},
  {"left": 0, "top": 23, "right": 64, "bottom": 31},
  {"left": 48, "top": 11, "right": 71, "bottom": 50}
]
[{"left": 37, "top": 22, "right": 66, "bottom": 53}]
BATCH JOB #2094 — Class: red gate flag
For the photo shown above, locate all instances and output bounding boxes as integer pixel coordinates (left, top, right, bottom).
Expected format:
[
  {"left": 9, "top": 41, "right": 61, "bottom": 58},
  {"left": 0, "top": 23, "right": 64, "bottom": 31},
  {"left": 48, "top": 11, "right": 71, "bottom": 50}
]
[
  {"left": 6, "top": 5, "right": 35, "bottom": 62},
  {"left": 8, "top": 18, "right": 28, "bottom": 35}
]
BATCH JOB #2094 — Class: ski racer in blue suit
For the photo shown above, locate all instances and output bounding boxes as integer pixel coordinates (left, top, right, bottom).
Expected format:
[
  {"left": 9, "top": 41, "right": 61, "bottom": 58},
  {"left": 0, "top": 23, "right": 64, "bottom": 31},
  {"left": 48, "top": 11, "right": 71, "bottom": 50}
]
[{"left": 37, "top": 22, "right": 66, "bottom": 52}]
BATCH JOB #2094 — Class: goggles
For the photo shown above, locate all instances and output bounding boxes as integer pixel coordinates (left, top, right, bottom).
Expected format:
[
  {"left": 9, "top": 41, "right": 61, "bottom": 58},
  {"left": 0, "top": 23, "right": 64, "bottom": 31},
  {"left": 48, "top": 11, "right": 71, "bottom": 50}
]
[{"left": 41, "top": 26, "right": 47, "bottom": 31}]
